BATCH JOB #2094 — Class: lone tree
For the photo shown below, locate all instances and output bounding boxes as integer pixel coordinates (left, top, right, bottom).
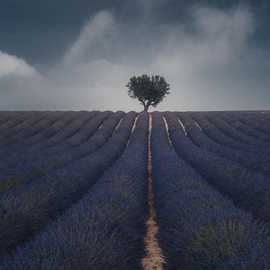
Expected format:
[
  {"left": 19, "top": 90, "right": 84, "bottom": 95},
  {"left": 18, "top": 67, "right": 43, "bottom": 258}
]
[{"left": 126, "top": 74, "right": 170, "bottom": 112}]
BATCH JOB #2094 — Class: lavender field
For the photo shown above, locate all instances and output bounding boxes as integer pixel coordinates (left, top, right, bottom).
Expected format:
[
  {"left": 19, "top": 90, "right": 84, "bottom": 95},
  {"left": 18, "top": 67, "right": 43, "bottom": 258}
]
[{"left": 0, "top": 110, "right": 270, "bottom": 270}]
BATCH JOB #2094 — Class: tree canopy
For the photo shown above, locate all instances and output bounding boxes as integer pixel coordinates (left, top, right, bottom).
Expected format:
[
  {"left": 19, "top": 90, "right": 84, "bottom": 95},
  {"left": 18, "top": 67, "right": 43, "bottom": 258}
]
[{"left": 126, "top": 74, "right": 170, "bottom": 112}]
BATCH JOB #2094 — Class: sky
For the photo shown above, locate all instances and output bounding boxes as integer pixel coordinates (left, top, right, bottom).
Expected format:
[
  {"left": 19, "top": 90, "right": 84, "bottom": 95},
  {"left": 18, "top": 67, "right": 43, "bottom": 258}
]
[{"left": 0, "top": 0, "right": 270, "bottom": 111}]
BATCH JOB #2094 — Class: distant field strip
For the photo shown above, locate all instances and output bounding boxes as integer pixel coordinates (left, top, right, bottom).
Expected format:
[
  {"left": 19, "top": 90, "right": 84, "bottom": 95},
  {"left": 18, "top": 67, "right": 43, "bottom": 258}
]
[{"left": 0, "top": 111, "right": 270, "bottom": 269}]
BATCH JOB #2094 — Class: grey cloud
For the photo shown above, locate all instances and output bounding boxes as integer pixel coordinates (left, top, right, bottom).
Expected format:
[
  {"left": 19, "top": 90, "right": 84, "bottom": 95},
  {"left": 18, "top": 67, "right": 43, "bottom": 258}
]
[
  {"left": 0, "top": 51, "right": 37, "bottom": 78},
  {"left": 0, "top": 4, "right": 269, "bottom": 111},
  {"left": 1, "top": 0, "right": 270, "bottom": 66},
  {"left": 64, "top": 11, "right": 117, "bottom": 65}
]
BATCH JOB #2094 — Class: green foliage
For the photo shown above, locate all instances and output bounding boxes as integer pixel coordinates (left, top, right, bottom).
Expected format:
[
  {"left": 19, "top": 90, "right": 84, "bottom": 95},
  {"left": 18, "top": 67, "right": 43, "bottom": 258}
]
[
  {"left": 126, "top": 74, "right": 170, "bottom": 111},
  {"left": 185, "top": 219, "right": 251, "bottom": 269}
]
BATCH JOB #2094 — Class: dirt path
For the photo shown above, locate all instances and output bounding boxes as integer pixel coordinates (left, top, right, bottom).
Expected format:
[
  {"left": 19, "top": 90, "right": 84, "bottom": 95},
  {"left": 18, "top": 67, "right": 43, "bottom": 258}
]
[{"left": 142, "top": 114, "right": 165, "bottom": 270}]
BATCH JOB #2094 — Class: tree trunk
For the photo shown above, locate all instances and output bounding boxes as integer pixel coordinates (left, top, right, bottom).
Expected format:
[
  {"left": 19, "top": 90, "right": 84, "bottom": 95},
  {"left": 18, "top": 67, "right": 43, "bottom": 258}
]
[{"left": 143, "top": 104, "right": 149, "bottom": 112}]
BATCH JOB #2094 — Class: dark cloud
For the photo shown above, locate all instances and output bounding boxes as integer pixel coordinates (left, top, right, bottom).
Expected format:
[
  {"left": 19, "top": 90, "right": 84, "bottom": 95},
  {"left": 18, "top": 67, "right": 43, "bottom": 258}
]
[
  {"left": 0, "top": 1, "right": 269, "bottom": 111},
  {"left": 1, "top": 0, "right": 270, "bottom": 66},
  {"left": 0, "top": 0, "right": 120, "bottom": 66}
]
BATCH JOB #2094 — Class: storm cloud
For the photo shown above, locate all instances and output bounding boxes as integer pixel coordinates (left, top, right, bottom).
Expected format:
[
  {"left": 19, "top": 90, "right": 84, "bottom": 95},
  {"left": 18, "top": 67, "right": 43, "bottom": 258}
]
[{"left": 0, "top": 1, "right": 269, "bottom": 111}]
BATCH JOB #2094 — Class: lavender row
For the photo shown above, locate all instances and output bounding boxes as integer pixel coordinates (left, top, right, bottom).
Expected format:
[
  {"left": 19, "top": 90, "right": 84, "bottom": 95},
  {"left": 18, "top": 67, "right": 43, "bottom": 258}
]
[
  {"left": 0, "top": 111, "right": 83, "bottom": 152},
  {"left": 24, "top": 111, "right": 97, "bottom": 152},
  {"left": 0, "top": 111, "right": 72, "bottom": 153},
  {"left": 219, "top": 112, "right": 270, "bottom": 144},
  {"left": 3, "top": 111, "right": 108, "bottom": 165},
  {"left": 206, "top": 113, "right": 270, "bottom": 151},
  {"left": 151, "top": 112, "right": 270, "bottom": 270},
  {"left": 0, "top": 112, "right": 50, "bottom": 139},
  {"left": 0, "top": 112, "right": 94, "bottom": 171},
  {"left": 0, "top": 112, "right": 123, "bottom": 193},
  {"left": 0, "top": 112, "right": 99, "bottom": 162},
  {"left": 0, "top": 112, "right": 148, "bottom": 270},
  {"left": 165, "top": 112, "right": 270, "bottom": 226},
  {"left": 0, "top": 112, "right": 136, "bottom": 255},
  {"left": 0, "top": 112, "right": 67, "bottom": 141},
  {"left": 191, "top": 112, "right": 270, "bottom": 154},
  {"left": 179, "top": 113, "right": 270, "bottom": 175},
  {"left": 0, "top": 112, "right": 43, "bottom": 139},
  {"left": 227, "top": 111, "right": 270, "bottom": 137}
]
